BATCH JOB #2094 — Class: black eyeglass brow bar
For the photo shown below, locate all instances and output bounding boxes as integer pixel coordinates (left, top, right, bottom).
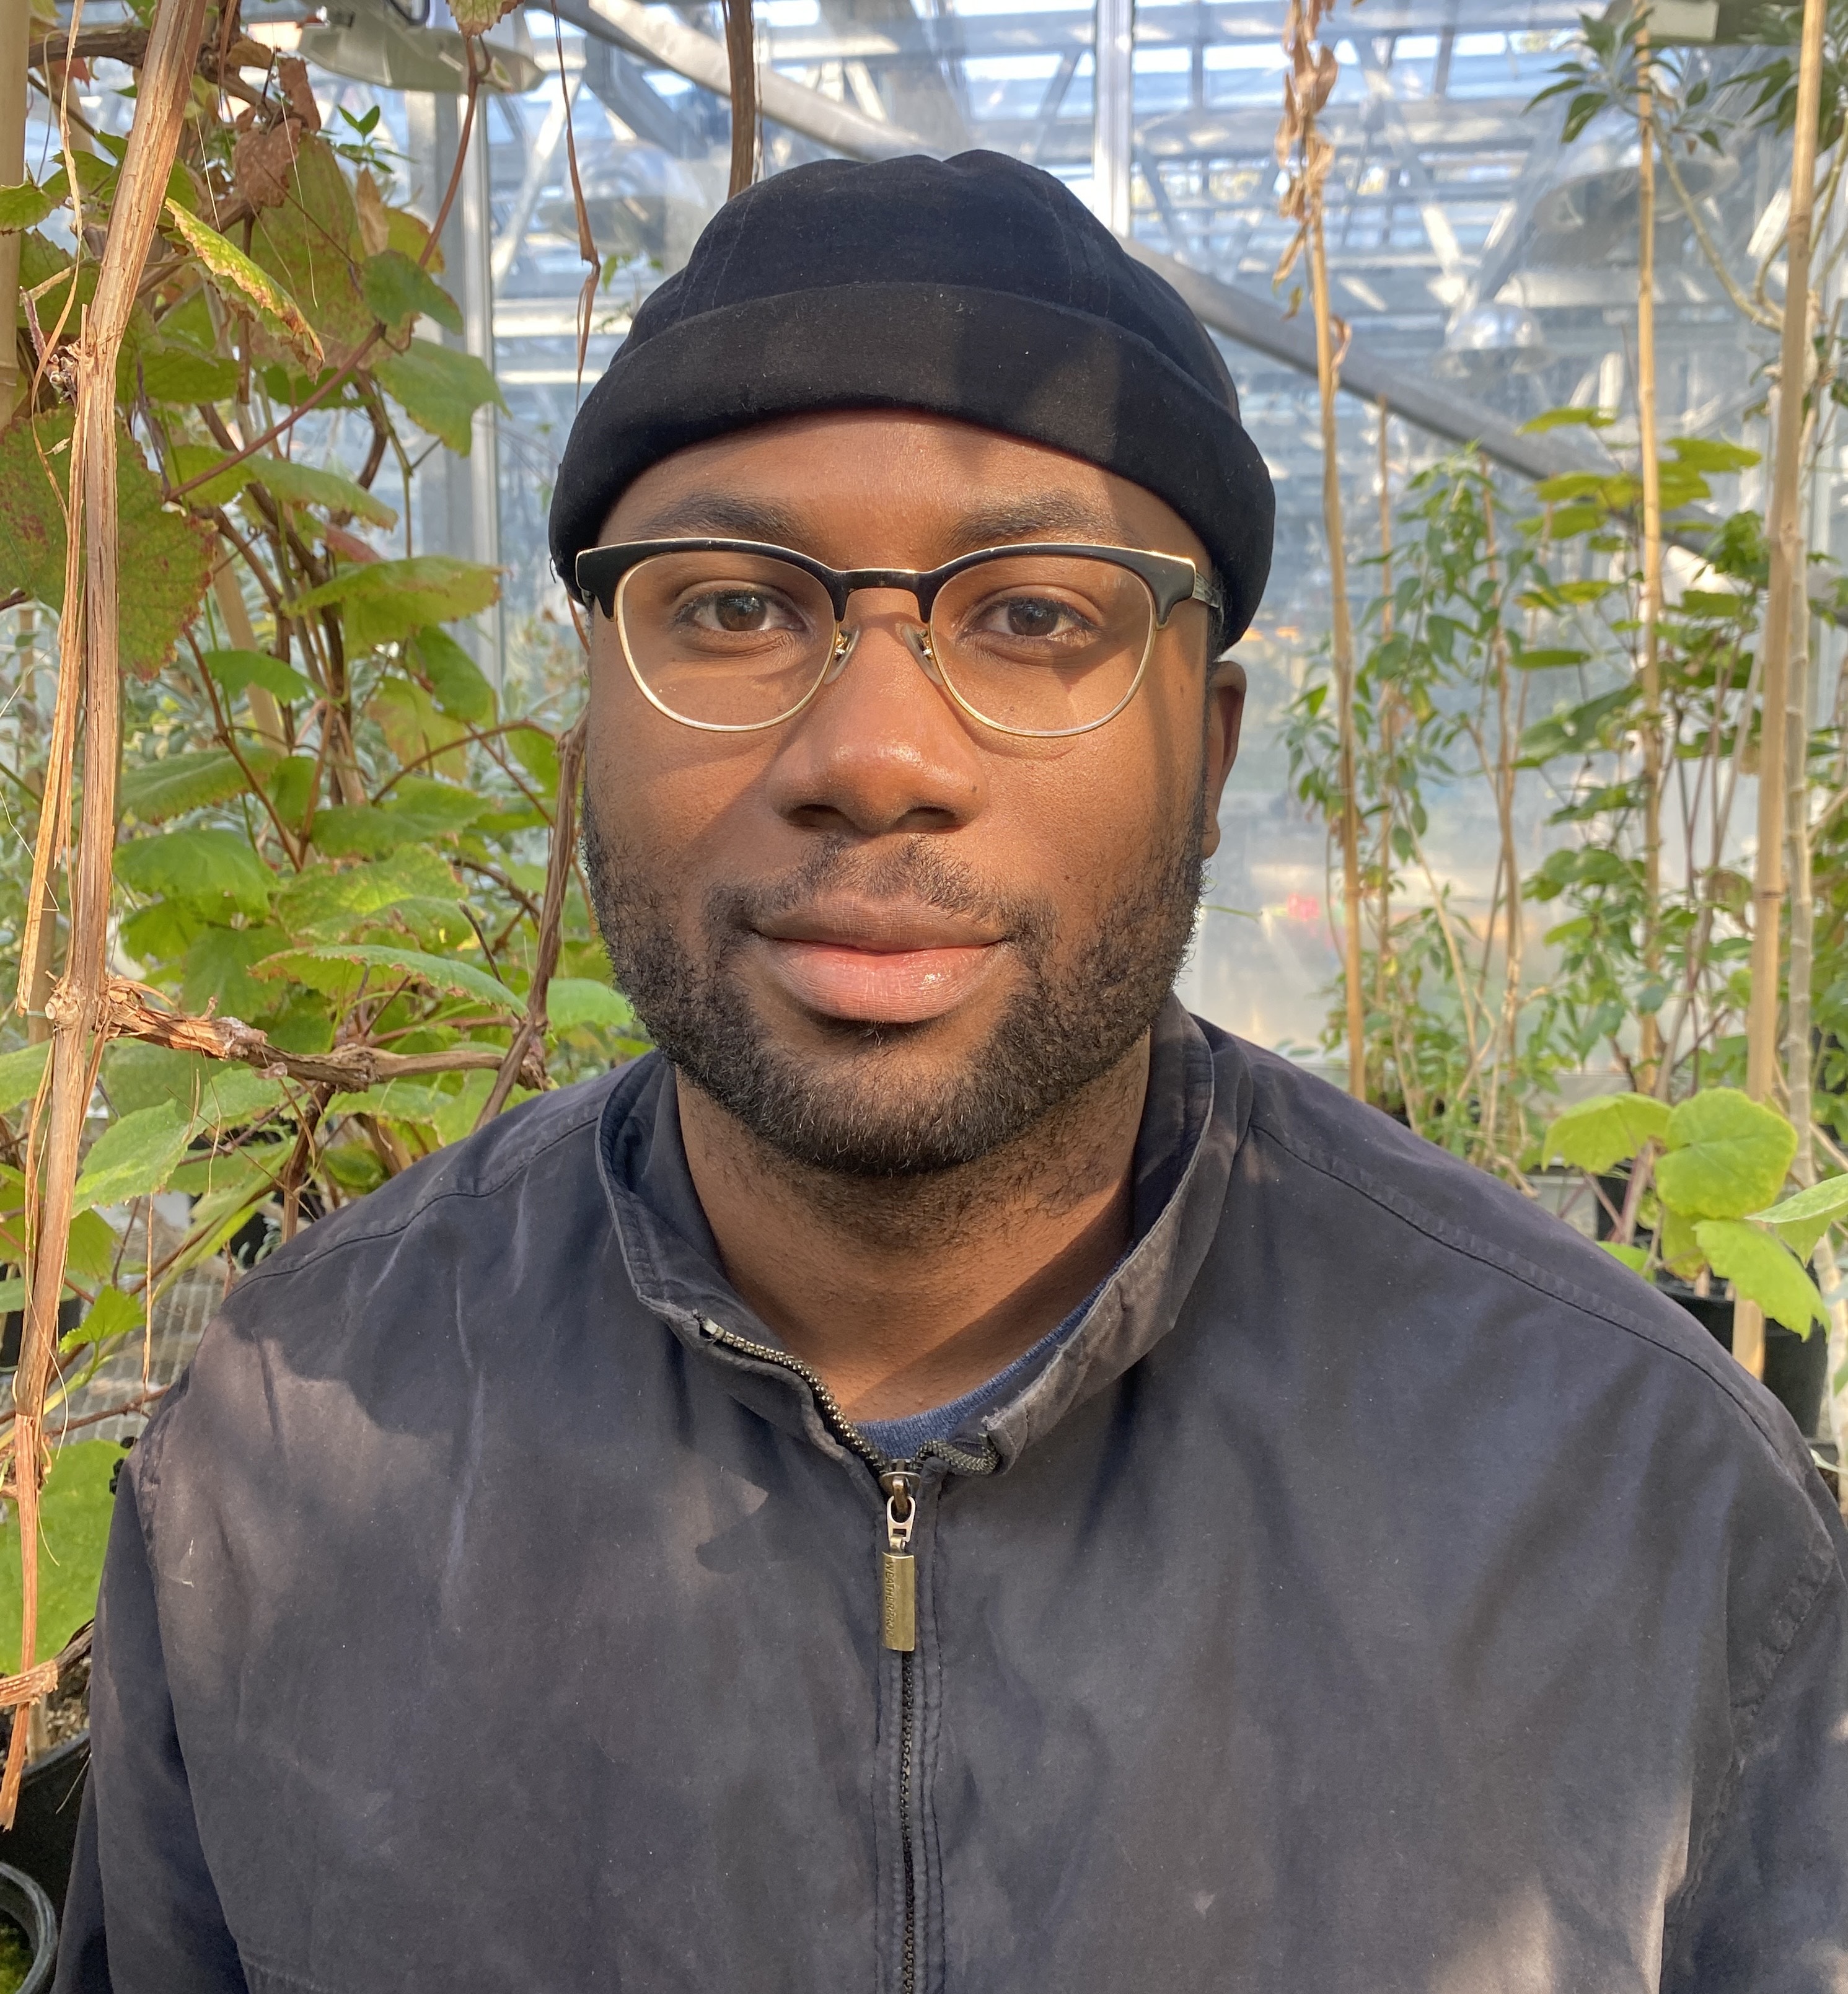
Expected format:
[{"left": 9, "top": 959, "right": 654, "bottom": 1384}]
[{"left": 571, "top": 538, "right": 1223, "bottom": 625}]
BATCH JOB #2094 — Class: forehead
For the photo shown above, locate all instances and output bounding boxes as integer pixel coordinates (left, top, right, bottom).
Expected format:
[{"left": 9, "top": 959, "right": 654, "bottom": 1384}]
[{"left": 598, "top": 410, "right": 1209, "bottom": 572}]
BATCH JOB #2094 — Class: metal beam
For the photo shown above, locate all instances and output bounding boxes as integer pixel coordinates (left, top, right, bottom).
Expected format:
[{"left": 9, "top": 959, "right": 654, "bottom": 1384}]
[{"left": 549, "top": 0, "right": 1613, "bottom": 482}]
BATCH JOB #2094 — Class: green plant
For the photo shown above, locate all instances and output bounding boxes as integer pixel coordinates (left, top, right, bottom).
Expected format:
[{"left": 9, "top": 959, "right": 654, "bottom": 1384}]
[{"left": 1544, "top": 1084, "right": 1826, "bottom": 1333}]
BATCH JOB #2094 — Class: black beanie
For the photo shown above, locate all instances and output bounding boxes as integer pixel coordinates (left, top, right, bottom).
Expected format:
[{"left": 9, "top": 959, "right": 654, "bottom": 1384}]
[{"left": 548, "top": 149, "right": 1275, "bottom": 644}]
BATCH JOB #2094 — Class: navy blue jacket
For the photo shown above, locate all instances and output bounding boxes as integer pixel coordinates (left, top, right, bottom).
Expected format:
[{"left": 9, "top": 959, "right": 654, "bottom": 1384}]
[{"left": 55, "top": 1004, "right": 1848, "bottom": 1990}]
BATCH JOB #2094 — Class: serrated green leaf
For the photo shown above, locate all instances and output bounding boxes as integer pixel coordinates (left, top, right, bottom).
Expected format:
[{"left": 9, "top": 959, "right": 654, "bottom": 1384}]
[
  {"left": 115, "top": 828, "right": 273, "bottom": 920},
  {"left": 135, "top": 342, "right": 239, "bottom": 403},
  {"left": 0, "top": 410, "right": 213, "bottom": 680},
  {"left": 1658, "top": 1088, "right": 1797, "bottom": 1221},
  {"left": 164, "top": 198, "right": 323, "bottom": 369},
  {"left": 1695, "top": 1218, "right": 1825, "bottom": 1335},
  {"left": 309, "top": 778, "right": 488, "bottom": 857},
  {"left": 547, "top": 978, "right": 635, "bottom": 1033},
  {"left": 118, "top": 747, "right": 265, "bottom": 823},
  {"left": 291, "top": 554, "right": 501, "bottom": 652},
  {"left": 249, "top": 454, "right": 397, "bottom": 530},
  {"left": 360, "top": 248, "right": 463, "bottom": 336},
  {"left": 0, "top": 178, "right": 55, "bottom": 231},
  {"left": 410, "top": 626, "right": 495, "bottom": 724},
  {"left": 371, "top": 337, "right": 505, "bottom": 453},
  {"left": 71, "top": 1103, "right": 195, "bottom": 1213},
  {"left": 252, "top": 942, "right": 519, "bottom": 1011},
  {"left": 1542, "top": 1092, "right": 1671, "bottom": 1173},
  {"left": 201, "top": 647, "right": 313, "bottom": 702},
  {"left": 73, "top": 1285, "right": 141, "bottom": 1353},
  {"left": 1751, "top": 1174, "right": 1848, "bottom": 1261},
  {"left": 275, "top": 848, "right": 459, "bottom": 936},
  {"left": 63, "top": 1208, "right": 117, "bottom": 1285},
  {"left": 0, "top": 1042, "right": 49, "bottom": 1117},
  {"left": 1659, "top": 1206, "right": 1705, "bottom": 1280},
  {"left": 0, "top": 1438, "right": 125, "bottom": 1671}
]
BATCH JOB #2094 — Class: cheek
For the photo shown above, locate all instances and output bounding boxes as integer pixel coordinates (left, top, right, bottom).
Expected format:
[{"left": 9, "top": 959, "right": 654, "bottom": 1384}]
[{"left": 585, "top": 635, "right": 775, "bottom": 887}]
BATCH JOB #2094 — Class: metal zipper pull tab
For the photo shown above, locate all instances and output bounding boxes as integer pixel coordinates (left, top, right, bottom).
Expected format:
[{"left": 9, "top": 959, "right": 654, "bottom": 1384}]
[{"left": 879, "top": 1469, "right": 920, "bottom": 1652}]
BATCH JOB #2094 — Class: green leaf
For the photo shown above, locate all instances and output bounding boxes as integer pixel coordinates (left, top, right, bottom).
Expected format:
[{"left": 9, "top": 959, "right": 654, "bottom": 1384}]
[
  {"left": 1659, "top": 1206, "right": 1705, "bottom": 1280},
  {"left": 359, "top": 248, "right": 463, "bottom": 336},
  {"left": 135, "top": 342, "right": 239, "bottom": 404},
  {"left": 371, "top": 338, "right": 505, "bottom": 454},
  {"left": 506, "top": 723, "right": 560, "bottom": 796},
  {"left": 1695, "top": 1219, "right": 1826, "bottom": 1335},
  {"left": 1599, "top": 1241, "right": 1649, "bottom": 1273},
  {"left": 547, "top": 978, "right": 635, "bottom": 1033},
  {"left": 201, "top": 647, "right": 312, "bottom": 703},
  {"left": 309, "top": 778, "right": 487, "bottom": 857},
  {"left": 1750, "top": 1174, "right": 1848, "bottom": 1261},
  {"left": 1519, "top": 406, "right": 1615, "bottom": 433},
  {"left": 118, "top": 747, "right": 265, "bottom": 823},
  {"left": 1542, "top": 1092, "right": 1671, "bottom": 1174},
  {"left": 248, "top": 454, "right": 398, "bottom": 530},
  {"left": 251, "top": 942, "right": 520, "bottom": 1012},
  {"left": 1668, "top": 436, "right": 1760, "bottom": 473},
  {"left": 0, "top": 178, "right": 55, "bottom": 231},
  {"left": 0, "top": 410, "right": 213, "bottom": 680},
  {"left": 63, "top": 1209, "right": 117, "bottom": 1285},
  {"left": 180, "top": 925, "right": 292, "bottom": 1019},
  {"left": 291, "top": 555, "right": 501, "bottom": 652},
  {"left": 71, "top": 1103, "right": 195, "bottom": 1213},
  {"left": 73, "top": 1285, "right": 141, "bottom": 1353},
  {"left": 0, "top": 1042, "right": 49, "bottom": 1117},
  {"left": 1508, "top": 646, "right": 1590, "bottom": 670},
  {"left": 1657, "top": 1088, "right": 1797, "bottom": 1221},
  {"left": 410, "top": 626, "right": 495, "bottom": 724},
  {"left": 115, "top": 828, "right": 273, "bottom": 920},
  {"left": 163, "top": 198, "right": 323, "bottom": 369},
  {"left": 0, "top": 1439, "right": 125, "bottom": 1671},
  {"left": 275, "top": 848, "right": 460, "bottom": 936}
]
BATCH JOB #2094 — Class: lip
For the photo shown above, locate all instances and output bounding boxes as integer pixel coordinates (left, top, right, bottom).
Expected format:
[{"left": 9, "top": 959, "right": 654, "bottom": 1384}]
[{"left": 751, "top": 901, "right": 1006, "bottom": 1024}]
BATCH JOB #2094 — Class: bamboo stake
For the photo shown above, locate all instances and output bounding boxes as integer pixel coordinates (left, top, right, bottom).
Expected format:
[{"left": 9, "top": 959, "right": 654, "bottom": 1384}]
[
  {"left": 1785, "top": 538, "right": 1815, "bottom": 1192},
  {"left": 0, "top": 0, "right": 27, "bottom": 419},
  {"left": 1740, "top": 0, "right": 1829, "bottom": 1380},
  {"left": 1, "top": 0, "right": 211, "bottom": 1827},
  {"left": 1375, "top": 400, "right": 1394, "bottom": 1033},
  {"left": 1636, "top": 22, "right": 1665, "bottom": 1089},
  {"left": 721, "top": 0, "right": 757, "bottom": 198},
  {"left": 1309, "top": 208, "right": 1366, "bottom": 1101}
]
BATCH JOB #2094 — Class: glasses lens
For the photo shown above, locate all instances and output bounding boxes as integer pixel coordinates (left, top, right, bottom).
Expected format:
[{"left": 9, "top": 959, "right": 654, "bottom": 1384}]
[
  {"left": 616, "top": 552, "right": 836, "bottom": 728},
  {"left": 930, "top": 556, "right": 1156, "bottom": 735}
]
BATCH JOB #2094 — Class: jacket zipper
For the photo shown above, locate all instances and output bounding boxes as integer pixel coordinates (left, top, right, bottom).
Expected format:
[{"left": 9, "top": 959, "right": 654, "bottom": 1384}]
[{"left": 698, "top": 1317, "right": 998, "bottom": 1994}]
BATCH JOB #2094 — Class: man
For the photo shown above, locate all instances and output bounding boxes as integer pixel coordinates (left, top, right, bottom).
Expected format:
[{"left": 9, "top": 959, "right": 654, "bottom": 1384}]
[{"left": 59, "top": 151, "right": 1846, "bottom": 1992}]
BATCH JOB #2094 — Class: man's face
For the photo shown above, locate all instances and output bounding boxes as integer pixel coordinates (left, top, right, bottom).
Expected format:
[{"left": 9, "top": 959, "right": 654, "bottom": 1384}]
[{"left": 581, "top": 410, "right": 1246, "bottom": 1177}]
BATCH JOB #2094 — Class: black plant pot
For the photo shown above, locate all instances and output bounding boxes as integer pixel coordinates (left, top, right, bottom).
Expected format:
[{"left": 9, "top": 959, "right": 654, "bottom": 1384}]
[
  {"left": 0, "top": 1734, "right": 88, "bottom": 1913},
  {"left": 1663, "top": 1284, "right": 1831, "bottom": 1439},
  {"left": 0, "top": 1861, "right": 58, "bottom": 1993}
]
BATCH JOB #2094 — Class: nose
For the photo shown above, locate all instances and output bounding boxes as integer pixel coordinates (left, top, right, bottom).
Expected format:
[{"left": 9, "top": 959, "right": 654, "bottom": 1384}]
[{"left": 760, "top": 590, "right": 987, "bottom": 837}]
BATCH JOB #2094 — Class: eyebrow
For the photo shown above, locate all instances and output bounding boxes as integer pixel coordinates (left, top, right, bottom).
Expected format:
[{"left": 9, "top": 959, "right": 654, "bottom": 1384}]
[{"left": 618, "top": 491, "right": 1127, "bottom": 562}]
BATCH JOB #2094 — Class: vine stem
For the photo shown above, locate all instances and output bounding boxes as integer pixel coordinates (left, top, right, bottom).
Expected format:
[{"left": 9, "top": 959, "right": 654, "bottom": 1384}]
[{"left": 2, "top": 0, "right": 212, "bottom": 1829}]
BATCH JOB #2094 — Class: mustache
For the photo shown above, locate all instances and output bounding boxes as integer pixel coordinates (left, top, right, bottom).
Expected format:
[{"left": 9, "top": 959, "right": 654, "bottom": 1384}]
[{"left": 702, "top": 837, "right": 1057, "bottom": 950}]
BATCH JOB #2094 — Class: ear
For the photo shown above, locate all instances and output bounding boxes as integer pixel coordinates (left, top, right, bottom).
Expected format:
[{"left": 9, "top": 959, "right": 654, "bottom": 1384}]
[{"left": 1199, "top": 656, "right": 1246, "bottom": 859}]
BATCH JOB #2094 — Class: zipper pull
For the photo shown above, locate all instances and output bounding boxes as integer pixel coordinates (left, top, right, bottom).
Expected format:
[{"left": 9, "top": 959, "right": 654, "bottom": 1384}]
[{"left": 879, "top": 1469, "right": 920, "bottom": 1652}]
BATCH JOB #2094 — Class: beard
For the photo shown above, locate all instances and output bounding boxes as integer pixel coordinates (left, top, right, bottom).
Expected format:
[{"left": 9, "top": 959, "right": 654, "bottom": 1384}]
[{"left": 581, "top": 791, "right": 1207, "bottom": 1181}]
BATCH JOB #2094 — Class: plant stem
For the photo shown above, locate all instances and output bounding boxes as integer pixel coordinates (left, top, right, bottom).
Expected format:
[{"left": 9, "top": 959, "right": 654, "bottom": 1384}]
[
  {"left": 1375, "top": 399, "right": 1394, "bottom": 1052},
  {"left": 1308, "top": 203, "right": 1366, "bottom": 1100},
  {"left": 2, "top": 0, "right": 211, "bottom": 1827},
  {"left": 0, "top": 0, "right": 27, "bottom": 419},
  {"left": 1637, "top": 27, "right": 1665, "bottom": 1091},
  {"left": 1748, "top": 0, "right": 1827, "bottom": 1100}
]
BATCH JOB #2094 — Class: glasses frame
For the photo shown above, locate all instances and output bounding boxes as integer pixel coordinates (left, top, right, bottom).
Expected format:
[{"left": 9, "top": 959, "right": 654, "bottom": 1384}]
[{"left": 574, "top": 537, "right": 1223, "bottom": 739}]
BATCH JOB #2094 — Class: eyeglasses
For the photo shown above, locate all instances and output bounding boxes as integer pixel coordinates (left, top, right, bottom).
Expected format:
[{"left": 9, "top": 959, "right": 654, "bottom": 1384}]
[{"left": 574, "top": 538, "right": 1221, "bottom": 739}]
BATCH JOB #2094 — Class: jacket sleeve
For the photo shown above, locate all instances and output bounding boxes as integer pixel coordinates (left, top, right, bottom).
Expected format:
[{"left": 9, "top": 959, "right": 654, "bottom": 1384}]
[
  {"left": 53, "top": 1468, "right": 247, "bottom": 1994},
  {"left": 1663, "top": 1521, "right": 1848, "bottom": 1993}
]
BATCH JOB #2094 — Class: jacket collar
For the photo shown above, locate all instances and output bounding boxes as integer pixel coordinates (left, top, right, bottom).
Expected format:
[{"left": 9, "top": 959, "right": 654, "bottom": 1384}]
[{"left": 596, "top": 995, "right": 1250, "bottom": 1472}]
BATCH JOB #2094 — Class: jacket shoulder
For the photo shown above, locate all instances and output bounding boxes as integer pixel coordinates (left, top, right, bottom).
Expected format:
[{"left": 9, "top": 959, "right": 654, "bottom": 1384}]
[{"left": 1214, "top": 1029, "right": 1821, "bottom": 1481}]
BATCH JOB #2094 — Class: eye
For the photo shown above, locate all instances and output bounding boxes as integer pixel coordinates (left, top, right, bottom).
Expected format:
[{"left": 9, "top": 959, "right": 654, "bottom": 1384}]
[
  {"left": 679, "top": 587, "right": 808, "bottom": 636},
  {"left": 972, "top": 594, "right": 1096, "bottom": 642}
]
